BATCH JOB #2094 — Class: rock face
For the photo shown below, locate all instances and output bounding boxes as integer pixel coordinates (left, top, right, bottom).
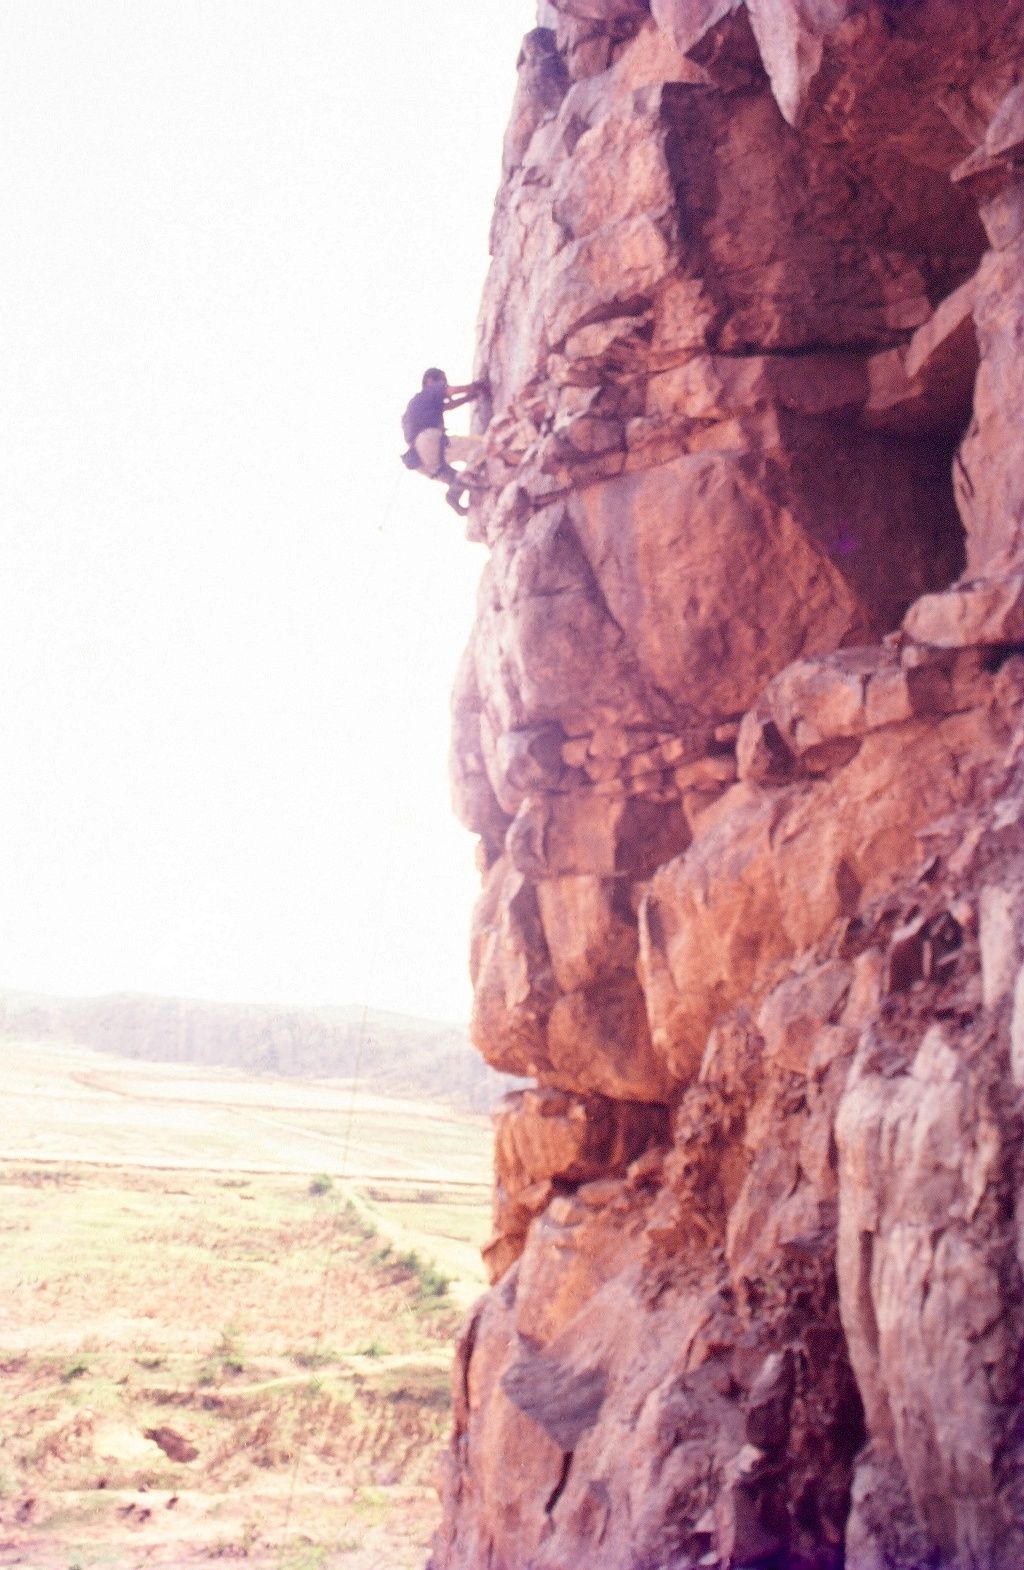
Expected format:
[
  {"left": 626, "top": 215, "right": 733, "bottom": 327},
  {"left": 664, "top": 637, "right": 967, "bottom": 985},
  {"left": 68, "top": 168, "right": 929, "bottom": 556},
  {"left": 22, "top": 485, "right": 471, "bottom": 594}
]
[{"left": 436, "top": 4, "right": 1024, "bottom": 1567}]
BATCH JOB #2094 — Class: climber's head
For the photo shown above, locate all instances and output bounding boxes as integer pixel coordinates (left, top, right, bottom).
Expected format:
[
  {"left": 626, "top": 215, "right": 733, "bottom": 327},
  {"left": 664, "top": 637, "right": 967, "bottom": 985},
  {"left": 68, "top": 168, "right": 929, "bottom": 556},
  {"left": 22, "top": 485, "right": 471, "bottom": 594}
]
[{"left": 422, "top": 367, "right": 448, "bottom": 390}]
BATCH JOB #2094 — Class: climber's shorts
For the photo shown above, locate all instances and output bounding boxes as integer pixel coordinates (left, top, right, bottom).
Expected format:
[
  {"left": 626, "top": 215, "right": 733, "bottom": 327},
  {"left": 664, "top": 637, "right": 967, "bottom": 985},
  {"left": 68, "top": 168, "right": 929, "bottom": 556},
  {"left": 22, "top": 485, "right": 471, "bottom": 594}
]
[{"left": 413, "top": 428, "right": 446, "bottom": 476}]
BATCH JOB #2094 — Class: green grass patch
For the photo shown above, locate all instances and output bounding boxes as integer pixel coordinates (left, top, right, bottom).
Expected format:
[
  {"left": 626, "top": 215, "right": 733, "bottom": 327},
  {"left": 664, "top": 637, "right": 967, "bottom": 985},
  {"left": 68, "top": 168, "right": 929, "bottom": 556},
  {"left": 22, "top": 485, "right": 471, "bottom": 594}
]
[{"left": 394, "top": 1248, "right": 450, "bottom": 1299}]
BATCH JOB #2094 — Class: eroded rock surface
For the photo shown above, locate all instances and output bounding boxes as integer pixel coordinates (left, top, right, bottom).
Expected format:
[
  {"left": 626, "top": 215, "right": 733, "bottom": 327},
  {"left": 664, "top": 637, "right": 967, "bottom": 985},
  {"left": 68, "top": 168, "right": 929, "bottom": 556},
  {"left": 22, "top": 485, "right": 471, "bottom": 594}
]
[{"left": 435, "top": 5, "right": 1024, "bottom": 1567}]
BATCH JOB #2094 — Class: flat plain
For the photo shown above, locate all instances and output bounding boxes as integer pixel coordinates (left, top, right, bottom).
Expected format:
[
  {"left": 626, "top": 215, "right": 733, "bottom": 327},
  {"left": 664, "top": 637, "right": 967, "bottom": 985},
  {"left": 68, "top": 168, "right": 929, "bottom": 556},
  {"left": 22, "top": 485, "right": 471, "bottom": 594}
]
[{"left": 0, "top": 1039, "right": 494, "bottom": 1569}]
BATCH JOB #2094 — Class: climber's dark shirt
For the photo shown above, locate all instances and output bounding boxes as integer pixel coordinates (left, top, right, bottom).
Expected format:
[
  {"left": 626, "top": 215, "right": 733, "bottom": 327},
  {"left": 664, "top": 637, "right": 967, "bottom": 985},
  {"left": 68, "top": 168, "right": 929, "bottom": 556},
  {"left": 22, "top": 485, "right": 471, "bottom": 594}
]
[{"left": 403, "top": 386, "right": 446, "bottom": 442}]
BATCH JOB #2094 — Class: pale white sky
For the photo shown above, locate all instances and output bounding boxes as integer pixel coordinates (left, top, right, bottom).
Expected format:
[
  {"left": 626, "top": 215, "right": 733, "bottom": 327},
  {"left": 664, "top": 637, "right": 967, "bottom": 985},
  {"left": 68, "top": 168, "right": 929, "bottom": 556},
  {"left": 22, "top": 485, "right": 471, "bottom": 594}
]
[{"left": 0, "top": 1, "right": 537, "bottom": 1022}]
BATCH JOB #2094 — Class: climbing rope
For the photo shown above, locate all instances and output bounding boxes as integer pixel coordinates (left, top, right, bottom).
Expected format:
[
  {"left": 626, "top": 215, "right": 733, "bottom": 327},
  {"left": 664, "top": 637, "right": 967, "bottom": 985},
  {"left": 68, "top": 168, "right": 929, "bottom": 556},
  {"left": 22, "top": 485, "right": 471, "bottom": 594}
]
[
  {"left": 375, "top": 468, "right": 404, "bottom": 535},
  {"left": 276, "top": 1000, "right": 373, "bottom": 1566},
  {"left": 276, "top": 463, "right": 470, "bottom": 1564}
]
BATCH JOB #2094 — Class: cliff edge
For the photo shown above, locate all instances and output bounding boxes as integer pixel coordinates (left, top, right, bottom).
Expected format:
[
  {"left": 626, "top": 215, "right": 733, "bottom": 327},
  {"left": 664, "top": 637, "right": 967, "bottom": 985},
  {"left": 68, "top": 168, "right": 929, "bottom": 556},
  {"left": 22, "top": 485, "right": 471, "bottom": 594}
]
[{"left": 438, "top": 3, "right": 1024, "bottom": 1566}]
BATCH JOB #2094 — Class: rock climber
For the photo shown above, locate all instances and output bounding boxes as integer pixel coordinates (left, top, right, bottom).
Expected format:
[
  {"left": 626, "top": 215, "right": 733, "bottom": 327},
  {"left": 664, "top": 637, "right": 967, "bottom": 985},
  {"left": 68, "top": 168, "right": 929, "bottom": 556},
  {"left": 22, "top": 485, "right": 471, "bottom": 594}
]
[{"left": 401, "top": 368, "right": 487, "bottom": 516}]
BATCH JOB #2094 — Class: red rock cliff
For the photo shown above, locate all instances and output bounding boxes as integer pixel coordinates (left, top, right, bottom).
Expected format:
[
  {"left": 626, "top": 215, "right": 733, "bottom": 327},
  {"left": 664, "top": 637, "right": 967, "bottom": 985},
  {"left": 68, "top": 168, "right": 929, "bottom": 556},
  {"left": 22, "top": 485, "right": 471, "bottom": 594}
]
[{"left": 437, "top": 4, "right": 1024, "bottom": 1566}]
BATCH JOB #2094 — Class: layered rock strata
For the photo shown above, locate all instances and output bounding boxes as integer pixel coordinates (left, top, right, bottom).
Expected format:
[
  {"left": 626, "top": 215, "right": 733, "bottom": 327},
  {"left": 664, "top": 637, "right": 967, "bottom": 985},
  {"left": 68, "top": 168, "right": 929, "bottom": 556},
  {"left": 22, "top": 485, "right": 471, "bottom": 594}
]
[{"left": 437, "top": 4, "right": 1024, "bottom": 1566}]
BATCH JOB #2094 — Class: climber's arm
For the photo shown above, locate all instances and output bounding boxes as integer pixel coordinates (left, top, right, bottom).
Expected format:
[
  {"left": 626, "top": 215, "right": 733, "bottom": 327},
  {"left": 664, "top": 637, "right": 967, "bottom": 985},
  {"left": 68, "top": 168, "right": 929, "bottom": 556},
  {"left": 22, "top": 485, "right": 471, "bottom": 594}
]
[{"left": 444, "top": 380, "right": 487, "bottom": 409}]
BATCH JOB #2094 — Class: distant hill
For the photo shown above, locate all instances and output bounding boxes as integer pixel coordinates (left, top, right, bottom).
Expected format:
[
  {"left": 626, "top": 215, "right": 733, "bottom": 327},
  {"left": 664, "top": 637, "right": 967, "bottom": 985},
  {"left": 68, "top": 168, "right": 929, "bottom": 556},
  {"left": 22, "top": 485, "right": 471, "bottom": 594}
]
[{"left": 0, "top": 990, "right": 517, "bottom": 1113}]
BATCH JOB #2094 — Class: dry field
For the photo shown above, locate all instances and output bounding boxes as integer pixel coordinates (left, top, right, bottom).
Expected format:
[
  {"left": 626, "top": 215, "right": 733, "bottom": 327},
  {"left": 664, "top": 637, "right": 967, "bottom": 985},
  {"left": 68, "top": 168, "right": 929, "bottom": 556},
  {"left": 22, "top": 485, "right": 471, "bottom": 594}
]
[{"left": 0, "top": 1040, "right": 494, "bottom": 1569}]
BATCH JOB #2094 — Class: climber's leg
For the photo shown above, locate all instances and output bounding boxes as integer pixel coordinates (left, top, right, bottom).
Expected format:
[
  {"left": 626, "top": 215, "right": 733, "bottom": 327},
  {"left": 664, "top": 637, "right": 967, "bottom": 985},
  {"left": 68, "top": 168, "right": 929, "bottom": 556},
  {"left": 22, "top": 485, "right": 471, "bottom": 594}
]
[
  {"left": 445, "top": 433, "right": 488, "bottom": 489},
  {"left": 445, "top": 433, "right": 484, "bottom": 467},
  {"left": 445, "top": 485, "right": 470, "bottom": 517}
]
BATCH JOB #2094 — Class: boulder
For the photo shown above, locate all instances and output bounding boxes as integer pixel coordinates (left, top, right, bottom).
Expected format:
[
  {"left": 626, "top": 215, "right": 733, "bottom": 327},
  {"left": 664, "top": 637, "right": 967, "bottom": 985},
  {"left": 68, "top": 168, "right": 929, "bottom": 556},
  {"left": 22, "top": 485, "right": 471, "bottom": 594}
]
[
  {"left": 546, "top": 972, "right": 673, "bottom": 1101},
  {"left": 572, "top": 442, "right": 960, "bottom": 728},
  {"left": 640, "top": 707, "right": 999, "bottom": 1079},
  {"left": 536, "top": 874, "right": 638, "bottom": 990},
  {"left": 470, "top": 858, "right": 558, "bottom": 1079},
  {"left": 488, "top": 1087, "right": 667, "bottom": 1279},
  {"left": 836, "top": 1022, "right": 1024, "bottom": 1564}
]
